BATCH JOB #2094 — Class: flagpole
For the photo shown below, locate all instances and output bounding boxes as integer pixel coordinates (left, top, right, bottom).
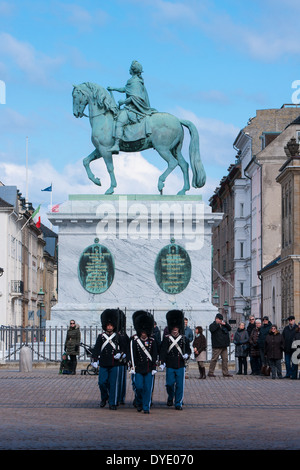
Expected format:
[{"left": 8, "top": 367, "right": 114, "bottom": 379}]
[
  {"left": 25, "top": 136, "right": 29, "bottom": 207},
  {"left": 50, "top": 183, "right": 53, "bottom": 229}
]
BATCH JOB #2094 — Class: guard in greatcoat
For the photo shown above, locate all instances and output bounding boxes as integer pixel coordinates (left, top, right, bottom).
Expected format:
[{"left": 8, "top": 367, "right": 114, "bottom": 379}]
[
  {"left": 92, "top": 309, "right": 128, "bottom": 410},
  {"left": 117, "top": 309, "right": 130, "bottom": 405},
  {"left": 159, "top": 310, "right": 191, "bottom": 410},
  {"left": 129, "top": 310, "right": 158, "bottom": 414}
]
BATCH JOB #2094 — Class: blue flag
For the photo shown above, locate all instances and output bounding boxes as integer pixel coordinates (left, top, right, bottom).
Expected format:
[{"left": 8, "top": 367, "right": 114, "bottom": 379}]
[{"left": 41, "top": 184, "right": 52, "bottom": 192}]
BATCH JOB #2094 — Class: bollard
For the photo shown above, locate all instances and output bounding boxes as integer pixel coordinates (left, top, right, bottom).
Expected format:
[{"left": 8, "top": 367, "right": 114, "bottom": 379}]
[{"left": 19, "top": 345, "right": 33, "bottom": 372}]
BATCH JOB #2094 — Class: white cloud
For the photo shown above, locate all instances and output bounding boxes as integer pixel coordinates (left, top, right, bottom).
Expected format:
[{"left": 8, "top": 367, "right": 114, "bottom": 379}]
[
  {"left": 175, "top": 108, "right": 239, "bottom": 167},
  {"left": 61, "top": 4, "right": 109, "bottom": 32},
  {"left": 0, "top": 150, "right": 207, "bottom": 228},
  {"left": 0, "top": 33, "right": 63, "bottom": 85}
]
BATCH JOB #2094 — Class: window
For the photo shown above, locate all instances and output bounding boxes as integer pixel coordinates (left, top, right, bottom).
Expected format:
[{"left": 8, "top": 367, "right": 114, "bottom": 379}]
[
  {"left": 240, "top": 203, "right": 244, "bottom": 217},
  {"left": 240, "top": 242, "right": 244, "bottom": 258}
]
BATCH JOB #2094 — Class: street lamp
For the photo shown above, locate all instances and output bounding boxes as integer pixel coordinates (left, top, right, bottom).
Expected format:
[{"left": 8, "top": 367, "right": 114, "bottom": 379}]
[
  {"left": 37, "top": 288, "right": 45, "bottom": 328},
  {"left": 212, "top": 291, "right": 219, "bottom": 306},
  {"left": 50, "top": 294, "right": 57, "bottom": 308},
  {"left": 243, "top": 303, "right": 251, "bottom": 320},
  {"left": 223, "top": 300, "right": 229, "bottom": 318}
]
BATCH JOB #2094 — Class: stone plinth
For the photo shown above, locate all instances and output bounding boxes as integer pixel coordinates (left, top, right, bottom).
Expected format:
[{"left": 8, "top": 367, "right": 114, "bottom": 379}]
[{"left": 47, "top": 195, "right": 222, "bottom": 329}]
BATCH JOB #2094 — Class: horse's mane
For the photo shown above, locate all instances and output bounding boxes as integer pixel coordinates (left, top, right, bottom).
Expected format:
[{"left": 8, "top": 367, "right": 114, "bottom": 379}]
[{"left": 79, "top": 82, "right": 118, "bottom": 117}]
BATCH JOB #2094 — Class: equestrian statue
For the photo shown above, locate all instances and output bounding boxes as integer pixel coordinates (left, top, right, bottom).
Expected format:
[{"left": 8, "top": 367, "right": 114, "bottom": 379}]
[{"left": 72, "top": 60, "right": 206, "bottom": 195}]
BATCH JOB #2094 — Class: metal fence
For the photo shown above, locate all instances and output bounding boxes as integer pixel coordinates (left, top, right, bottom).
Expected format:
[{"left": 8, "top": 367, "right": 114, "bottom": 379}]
[{"left": 0, "top": 325, "right": 237, "bottom": 364}]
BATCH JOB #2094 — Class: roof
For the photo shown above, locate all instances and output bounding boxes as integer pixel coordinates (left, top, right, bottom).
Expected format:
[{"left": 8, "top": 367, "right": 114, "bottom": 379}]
[
  {"left": 0, "top": 197, "right": 13, "bottom": 208},
  {"left": 0, "top": 186, "right": 18, "bottom": 209}
]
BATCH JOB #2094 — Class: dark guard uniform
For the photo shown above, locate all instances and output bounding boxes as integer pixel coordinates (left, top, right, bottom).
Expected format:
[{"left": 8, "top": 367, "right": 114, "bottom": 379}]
[
  {"left": 93, "top": 309, "right": 127, "bottom": 410},
  {"left": 117, "top": 309, "right": 130, "bottom": 405},
  {"left": 160, "top": 310, "right": 191, "bottom": 410},
  {"left": 130, "top": 310, "right": 158, "bottom": 414}
]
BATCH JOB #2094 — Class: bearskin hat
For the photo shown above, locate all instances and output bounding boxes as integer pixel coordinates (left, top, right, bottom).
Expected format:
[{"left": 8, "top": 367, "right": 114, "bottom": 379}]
[
  {"left": 101, "top": 308, "right": 119, "bottom": 331},
  {"left": 132, "top": 310, "right": 154, "bottom": 337},
  {"left": 166, "top": 309, "right": 184, "bottom": 334}
]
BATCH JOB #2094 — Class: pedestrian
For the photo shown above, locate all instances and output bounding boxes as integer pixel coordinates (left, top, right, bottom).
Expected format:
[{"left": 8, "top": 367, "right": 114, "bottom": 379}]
[
  {"left": 64, "top": 320, "right": 81, "bottom": 375},
  {"left": 291, "top": 322, "right": 300, "bottom": 380},
  {"left": 59, "top": 352, "right": 72, "bottom": 375},
  {"left": 153, "top": 321, "right": 162, "bottom": 354},
  {"left": 208, "top": 313, "right": 233, "bottom": 377},
  {"left": 184, "top": 317, "right": 193, "bottom": 378},
  {"left": 129, "top": 310, "right": 158, "bottom": 414},
  {"left": 282, "top": 315, "right": 297, "bottom": 379},
  {"left": 249, "top": 319, "right": 262, "bottom": 375},
  {"left": 92, "top": 309, "right": 128, "bottom": 410},
  {"left": 160, "top": 310, "right": 191, "bottom": 410},
  {"left": 193, "top": 326, "right": 207, "bottom": 379},
  {"left": 184, "top": 318, "right": 194, "bottom": 343},
  {"left": 258, "top": 316, "right": 272, "bottom": 375},
  {"left": 117, "top": 310, "right": 129, "bottom": 405},
  {"left": 233, "top": 322, "right": 249, "bottom": 375},
  {"left": 264, "top": 325, "right": 284, "bottom": 379},
  {"left": 246, "top": 316, "right": 256, "bottom": 375}
]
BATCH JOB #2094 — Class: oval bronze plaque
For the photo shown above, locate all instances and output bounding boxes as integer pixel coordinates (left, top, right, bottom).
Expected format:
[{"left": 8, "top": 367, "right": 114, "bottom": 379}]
[
  {"left": 78, "top": 243, "right": 114, "bottom": 294},
  {"left": 154, "top": 242, "right": 191, "bottom": 294}
]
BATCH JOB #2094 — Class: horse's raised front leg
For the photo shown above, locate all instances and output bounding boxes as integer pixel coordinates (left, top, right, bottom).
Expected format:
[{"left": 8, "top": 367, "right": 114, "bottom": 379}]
[
  {"left": 83, "top": 149, "right": 101, "bottom": 186},
  {"left": 102, "top": 150, "right": 117, "bottom": 194}
]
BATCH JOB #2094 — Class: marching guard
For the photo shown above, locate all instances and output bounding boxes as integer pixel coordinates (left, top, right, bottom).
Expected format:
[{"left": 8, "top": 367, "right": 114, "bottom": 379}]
[
  {"left": 159, "top": 310, "right": 191, "bottom": 410},
  {"left": 92, "top": 309, "right": 128, "bottom": 410},
  {"left": 129, "top": 310, "right": 158, "bottom": 414}
]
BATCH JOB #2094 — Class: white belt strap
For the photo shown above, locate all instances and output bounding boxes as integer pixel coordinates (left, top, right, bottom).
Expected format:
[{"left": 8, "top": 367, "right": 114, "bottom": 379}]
[
  {"left": 136, "top": 337, "right": 152, "bottom": 361},
  {"left": 130, "top": 338, "right": 135, "bottom": 372},
  {"left": 101, "top": 332, "right": 117, "bottom": 352},
  {"left": 168, "top": 335, "right": 183, "bottom": 356}
]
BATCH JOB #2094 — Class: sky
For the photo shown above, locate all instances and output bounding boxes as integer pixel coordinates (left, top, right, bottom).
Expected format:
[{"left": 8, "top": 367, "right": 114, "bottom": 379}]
[{"left": 1, "top": 0, "right": 300, "bottom": 227}]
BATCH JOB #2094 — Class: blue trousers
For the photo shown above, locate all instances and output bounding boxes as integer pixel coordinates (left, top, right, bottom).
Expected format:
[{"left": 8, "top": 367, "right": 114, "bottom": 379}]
[
  {"left": 134, "top": 372, "right": 154, "bottom": 412},
  {"left": 117, "top": 364, "right": 127, "bottom": 403},
  {"left": 166, "top": 367, "right": 185, "bottom": 407},
  {"left": 98, "top": 366, "right": 120, "bottom": 406}
]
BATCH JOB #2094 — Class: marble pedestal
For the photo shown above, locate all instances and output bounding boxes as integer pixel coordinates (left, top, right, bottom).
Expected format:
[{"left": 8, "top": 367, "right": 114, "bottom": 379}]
[{"left": 47, "top": 195, "right": 222, "bottom": 330}]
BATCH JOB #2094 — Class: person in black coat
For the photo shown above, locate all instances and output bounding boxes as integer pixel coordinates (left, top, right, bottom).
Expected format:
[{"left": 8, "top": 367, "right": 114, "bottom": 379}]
[
  {"left": 258, "top": 316, "right": 272, "bottom": 375},
  {"left": 247, "top": 316, "right": 256, "bottom": 375},
  {"left": 282, "top": 315, "right": 298, "bottom": 378},
  {"left": 264, "top": 325, "right": 284, "bottom": 379},
  {"left": 208, "top": 313, "right": 232, "bottom": 377},
  {"left": 291, "top": 322, "right": 300, "bottom": 379}
]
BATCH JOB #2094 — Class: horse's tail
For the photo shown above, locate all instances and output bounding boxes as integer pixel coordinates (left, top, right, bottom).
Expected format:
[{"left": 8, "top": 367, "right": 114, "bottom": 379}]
[{"left": 180, "top": 119, "right": 206, "bottom": 188}]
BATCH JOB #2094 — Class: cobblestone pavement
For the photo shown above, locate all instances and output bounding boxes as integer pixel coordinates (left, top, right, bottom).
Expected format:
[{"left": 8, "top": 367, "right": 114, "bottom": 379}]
[{"left": 0, "top": 365, "right": 299, "bottom": 451}]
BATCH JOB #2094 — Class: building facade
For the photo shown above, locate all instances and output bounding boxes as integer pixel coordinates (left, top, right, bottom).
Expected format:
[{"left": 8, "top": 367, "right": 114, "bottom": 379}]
[
  {"left": 211, "top": 105, "right": 300, "bottom": 323},
  {"left": 0, "top": 184, "right": 57, "bottom": 326}
]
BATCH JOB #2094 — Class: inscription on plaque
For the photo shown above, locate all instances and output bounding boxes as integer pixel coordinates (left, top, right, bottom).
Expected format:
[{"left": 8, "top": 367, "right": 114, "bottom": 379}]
[
  {"left": 154, "top": 241, "right": 191, "bottom": 294},
  {"left": 78, "top": 242, "right": 114, "bottom": 294}
]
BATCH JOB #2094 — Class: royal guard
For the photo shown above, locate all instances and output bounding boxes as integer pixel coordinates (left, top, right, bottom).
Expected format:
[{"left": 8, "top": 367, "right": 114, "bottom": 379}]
[
  {"left": 159, "top": 310, "right": 191, "bottom": 410},
  {"left": 129, "top": 310, "right": 158, "bottom": 414},
  {"left": 92, "top": 309, "right": 128, "bottom": 410},
  {"left": 117, "top": 309, "right": 129, "bottom": 405}
]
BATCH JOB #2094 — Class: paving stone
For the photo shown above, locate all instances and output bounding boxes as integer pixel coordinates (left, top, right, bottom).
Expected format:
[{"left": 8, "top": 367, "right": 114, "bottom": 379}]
[{"left": 0, "top": 367, "right": 299, "bottom": 450}]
